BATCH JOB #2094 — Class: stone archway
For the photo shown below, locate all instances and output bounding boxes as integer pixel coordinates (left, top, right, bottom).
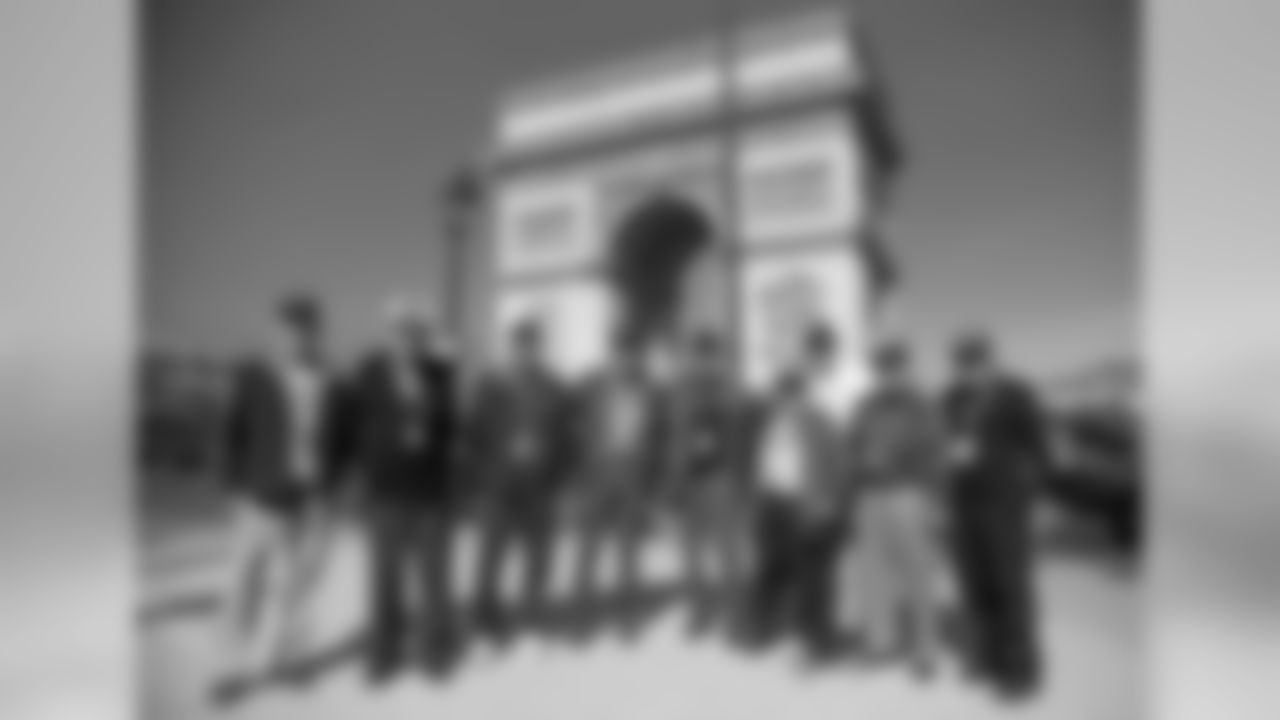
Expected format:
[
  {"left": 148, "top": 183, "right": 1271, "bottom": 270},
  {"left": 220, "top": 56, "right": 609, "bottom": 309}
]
[{"left": 604, "top": 193, "right": 729, "bottom": 354}]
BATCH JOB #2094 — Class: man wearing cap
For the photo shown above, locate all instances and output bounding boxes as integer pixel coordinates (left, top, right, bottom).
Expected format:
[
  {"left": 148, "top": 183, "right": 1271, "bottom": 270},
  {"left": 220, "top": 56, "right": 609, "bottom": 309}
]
[
  {"left": 942, "top": 332, "right": 1050, "bottom": 700},
  {"left": 214, "top": 295, "right": 349, "bottom": 702},
  {"left": 350, "top": 300, "right": 461, "bottom": 681},
  {"left": 469, "top": 319, "right": 575, "bottom": 640},
  {"left": 844, "top": 340, "right": 948, "bottom": 678}
]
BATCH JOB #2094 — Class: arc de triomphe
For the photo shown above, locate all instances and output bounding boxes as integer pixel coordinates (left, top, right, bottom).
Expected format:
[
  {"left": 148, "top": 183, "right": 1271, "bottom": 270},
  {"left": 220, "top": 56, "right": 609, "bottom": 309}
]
[{"left": 469, "top": 5, "right": 901, "bottom": 414}]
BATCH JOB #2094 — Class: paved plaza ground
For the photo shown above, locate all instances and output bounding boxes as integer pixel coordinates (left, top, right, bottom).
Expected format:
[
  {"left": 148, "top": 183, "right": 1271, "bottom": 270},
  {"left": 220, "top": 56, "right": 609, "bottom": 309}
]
[{"left": 139, "top": 506, "right": 1141, "bottom": 720}]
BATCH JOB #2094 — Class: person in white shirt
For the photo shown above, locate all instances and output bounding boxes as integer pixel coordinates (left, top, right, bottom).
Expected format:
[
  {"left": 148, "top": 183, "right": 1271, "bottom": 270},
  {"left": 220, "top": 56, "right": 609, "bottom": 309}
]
[{"left": 742, "top": 325, "right": 846, "bottom": 655}]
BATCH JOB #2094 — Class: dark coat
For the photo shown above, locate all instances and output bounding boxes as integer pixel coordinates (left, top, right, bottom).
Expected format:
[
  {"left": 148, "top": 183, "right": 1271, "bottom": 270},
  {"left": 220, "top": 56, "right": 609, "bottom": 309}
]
[
  {"left": 573, "top": 368, "right": 665, "bottom": 495},
  {"left": 942, "top": 376, "right": 1049, "bottom": 499},
  {"left": 846, "top": 383, "right": 948, "bottom": 494},
  {"left": 466, "top": 365, "right": 576, "bottom": 500},
  {"left": 223, "top": 357, "right": 350, "bottom": 508},
  {"left": 352, "top": 351, "right": 458, "bottom": 506},
  {"left": 656, "top": 373, "right": 752, "bottom": 497}
]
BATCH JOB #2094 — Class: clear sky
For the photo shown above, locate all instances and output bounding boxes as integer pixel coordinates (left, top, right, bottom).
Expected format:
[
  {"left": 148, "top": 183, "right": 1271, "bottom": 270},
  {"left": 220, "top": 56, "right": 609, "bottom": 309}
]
[{"left": 145, "top": 0, "right": 1135, "bottom": 377}]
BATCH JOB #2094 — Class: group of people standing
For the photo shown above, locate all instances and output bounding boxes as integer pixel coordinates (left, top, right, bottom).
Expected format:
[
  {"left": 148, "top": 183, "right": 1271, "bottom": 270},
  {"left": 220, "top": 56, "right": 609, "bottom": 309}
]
[{"left": 211, "top": 292, "right": 1049, "bottom": 708}]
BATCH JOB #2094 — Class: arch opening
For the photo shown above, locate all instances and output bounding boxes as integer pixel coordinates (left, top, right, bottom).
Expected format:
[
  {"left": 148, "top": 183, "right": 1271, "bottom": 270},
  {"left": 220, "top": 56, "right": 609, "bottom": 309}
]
[{"left": 605, "top": 193, "right": 727, "bottom": 354}]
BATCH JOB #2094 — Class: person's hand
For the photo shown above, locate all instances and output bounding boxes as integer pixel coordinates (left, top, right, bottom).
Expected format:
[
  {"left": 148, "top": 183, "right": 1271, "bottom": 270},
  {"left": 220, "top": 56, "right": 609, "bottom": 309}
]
[
  {"left": 325, "top": 480, "right": 358, "bottom": 519},
  {"left": 801, "top": 495, "right": 832, "bottom": 525},
  {"left": 947, "top": 437, "right": 977, "bottom": 467},
  {"left": 558, "top": 487, "right": 590, "bottom": 523},
  {"left": 926, "top": 501, "right": 949, "bottom": 537},
  {"left": 648, "top": 502, "right": 677, "bottom": 534}
]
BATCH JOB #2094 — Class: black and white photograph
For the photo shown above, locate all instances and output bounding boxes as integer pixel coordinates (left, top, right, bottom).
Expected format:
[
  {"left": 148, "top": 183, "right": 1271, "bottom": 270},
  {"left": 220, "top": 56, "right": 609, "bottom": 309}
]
[{"left": 137, "top": 1, "right": 1140, "bottom": 718}]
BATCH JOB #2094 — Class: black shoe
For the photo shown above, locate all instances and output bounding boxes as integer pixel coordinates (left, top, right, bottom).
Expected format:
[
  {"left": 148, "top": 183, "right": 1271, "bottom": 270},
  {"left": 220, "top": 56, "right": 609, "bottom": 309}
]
[
  {"left": 959, "top": 645, "right": 992, "bottom": 683},
  {"left": 734, "top": 620, "right": 777, "bottom": 652},
  {"left": 419, "top": 645, "right": 462, "bottom": 681},
  {"left": 475, "top": 605, "right": 512, "bottom": 641},
  {"left": 618, "top": 615, "right": 645, "bottom": 642},
  {"left": 561, "top": 590, "right": 594, "bottom": 632},
  {"left": 611, "top": 593, "right": 644, "bottom": 637},
  {"left": 992, "top": 669, "right": 1041, "bottom": 702},
  {"left": 365, "top": 653, "right": 401, "bottom": 686},
  {"left": 803, "top": 635, "right": 849, "bottom": 666},
  {"left": 524, "top": 603, "right": 557, "bottom": 635},
  {"left": 993, "top": 681, "right": 1039, "bottom": 704},
  {"left": 209, "top": 676, "right": 252, "bottom": 708},
  {"left": 473, "top": 599, "right": 500, "bottom": 623},
  {"left": 909, "top": 658, "right": 938, "bottom": 684},
  {"left": 849, "top": 639, "right": 903, "bottom": 668},
  {"left": 687, "top": 608, "right": 716, "bottom": 636},
  {"left": 274, "top": 661, "right": 319, "bottom": 689},
  {"left": 493, "top": 616, "right": 517, "bottom": 644}
]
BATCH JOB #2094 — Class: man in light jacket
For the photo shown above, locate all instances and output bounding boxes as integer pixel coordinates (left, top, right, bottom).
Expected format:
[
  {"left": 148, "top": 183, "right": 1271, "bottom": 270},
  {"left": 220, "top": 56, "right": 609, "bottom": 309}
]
[{"left": 214, "top": 295, "right": 349, "bottom": 703}]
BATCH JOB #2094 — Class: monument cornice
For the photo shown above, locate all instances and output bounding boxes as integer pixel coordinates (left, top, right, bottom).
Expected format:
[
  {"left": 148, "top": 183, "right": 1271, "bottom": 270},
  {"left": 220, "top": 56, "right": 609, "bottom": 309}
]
[{"left": 491, "top": 6, "right": 865, "bottom": 161}]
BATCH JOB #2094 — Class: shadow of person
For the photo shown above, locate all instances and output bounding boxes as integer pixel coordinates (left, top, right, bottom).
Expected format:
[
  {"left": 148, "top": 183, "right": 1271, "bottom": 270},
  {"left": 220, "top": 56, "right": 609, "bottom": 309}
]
[
  {"left": 273, "top": 626, "right": 470, "bottom": 688},
  {"left": 682, "top": 576, "right": 758, "bottom": 642},
  {"left": 207, "top": 633, "right": 367, "bottom": 710},
  {"left": 417, "top": 630, "right": 471, "bottom": 682},
  {"left": 555, "top": 579, "right": 687, "bottom": 645},
  {"left": 623, "top": 581, "right": 687, "bottom": 639},
  {"left": 273, "top": 628, "right": 369, "bottom": 688}
]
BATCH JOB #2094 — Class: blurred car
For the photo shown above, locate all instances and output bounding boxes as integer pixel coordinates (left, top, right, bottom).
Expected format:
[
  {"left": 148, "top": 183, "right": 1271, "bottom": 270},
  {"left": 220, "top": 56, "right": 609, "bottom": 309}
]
[{"left": 1043, "top": 404, "right": 1142, "bottom": 551}]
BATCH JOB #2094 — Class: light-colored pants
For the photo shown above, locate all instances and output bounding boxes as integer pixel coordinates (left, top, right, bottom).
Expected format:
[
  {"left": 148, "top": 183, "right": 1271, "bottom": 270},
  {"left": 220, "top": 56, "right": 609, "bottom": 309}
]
[
  {"left": 845, "top": 486, "right": 941, "bottom": 661},
  {"left": 218, "top": 498, "right": 332, "bottom": 678}
]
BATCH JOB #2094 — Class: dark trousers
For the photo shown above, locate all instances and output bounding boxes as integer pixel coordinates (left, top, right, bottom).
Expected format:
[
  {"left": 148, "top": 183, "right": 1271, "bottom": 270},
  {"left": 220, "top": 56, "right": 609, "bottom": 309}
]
[
  {"left": 473, "top": 492, "right": 556, "bottom": 631},
  {"left": 748, "top": 495, "right": 843, "bottom": 649},
  {"left": 366, "top": 501, "right": 454, "bottom": 670},
  {"left": 679, "top": 484, "right": 748, "bottom": 625},
  {"left": 574, "top": 484, "right": 648, "bottom": 632},
  {"left": 950, "top": 485, "right": 1041, "bottom": 690}
]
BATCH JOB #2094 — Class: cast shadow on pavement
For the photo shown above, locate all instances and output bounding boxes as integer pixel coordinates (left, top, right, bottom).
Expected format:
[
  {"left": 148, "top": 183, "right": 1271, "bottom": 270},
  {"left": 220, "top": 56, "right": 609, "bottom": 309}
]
[
  {"left": 264, "top": 582, "right": 693, "bottom": 689},
  {"left": 275, "top": 629, "right": 371, "bottom": 687},
  {"left": 551, "top": 581, "right": 689, "bottom": 642},
  {"left": 139, "top": 588, "right": 221, "bottom": 626}
]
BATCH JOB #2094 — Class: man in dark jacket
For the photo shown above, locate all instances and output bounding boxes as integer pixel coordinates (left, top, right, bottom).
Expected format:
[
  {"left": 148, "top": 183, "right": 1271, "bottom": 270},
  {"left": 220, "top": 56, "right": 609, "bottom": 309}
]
[
  {"left": 469, "top": 320, "right": 575, "bottom": 640},
  {"left": 214, "top": 295, "right": 349, "bottom": 702},
  {"left": 571, "top": 332, "right": 665, "bottom": 638},
  {"left": 659, "top": 330, "right": 751, "bottom": 634},
  {"left": 352, "top": 302, "right": 460, "bottom": 682},
  {"left": 942, "top": 332, "right": 1050, "bottom": 700}
]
